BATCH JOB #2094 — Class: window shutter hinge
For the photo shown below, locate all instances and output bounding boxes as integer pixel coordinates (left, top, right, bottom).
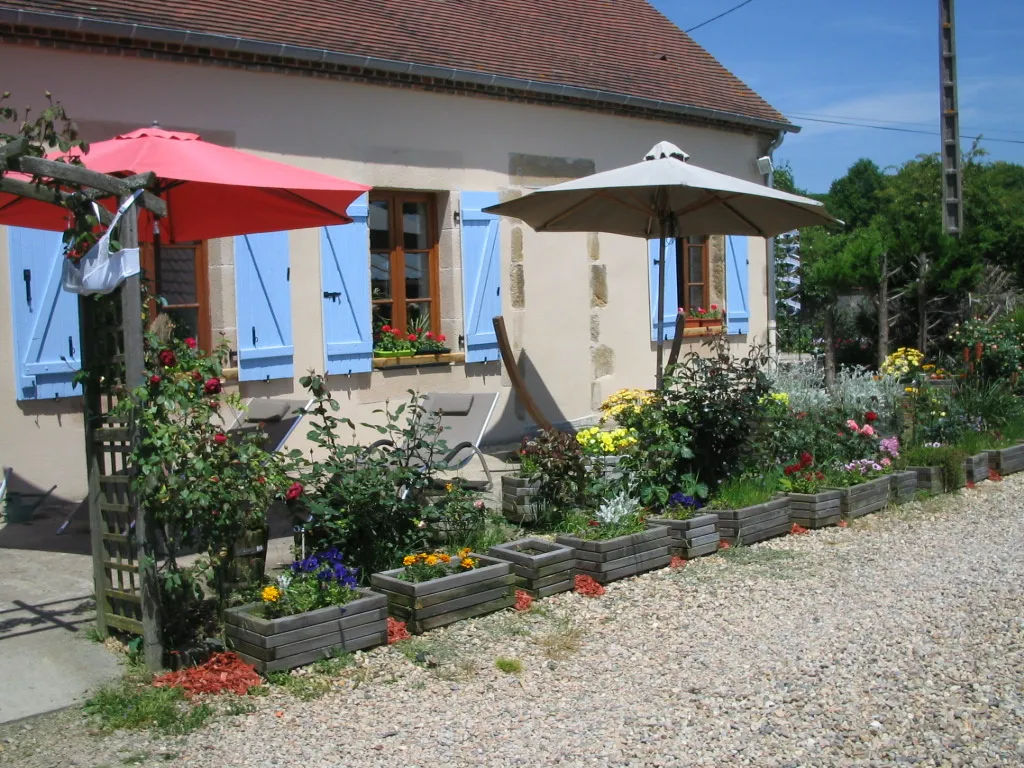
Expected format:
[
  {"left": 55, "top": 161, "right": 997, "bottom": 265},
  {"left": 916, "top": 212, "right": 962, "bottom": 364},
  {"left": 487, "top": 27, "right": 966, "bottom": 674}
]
[{"left": 454, "top": 210, "right": 460, "bottom": 225}]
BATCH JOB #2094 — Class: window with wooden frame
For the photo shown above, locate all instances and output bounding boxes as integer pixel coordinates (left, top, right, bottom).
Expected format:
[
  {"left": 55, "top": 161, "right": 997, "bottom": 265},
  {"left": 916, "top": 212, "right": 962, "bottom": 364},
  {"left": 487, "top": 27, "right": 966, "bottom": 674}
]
[
  {"left": 677, "top": 235, "right": 710, "bottom": 313},
  {"left": 141, "top": 240, "right": 212, "bottom": 350},
  {"left": 369, "top": 191, "right": 440, "bottom": 338}
]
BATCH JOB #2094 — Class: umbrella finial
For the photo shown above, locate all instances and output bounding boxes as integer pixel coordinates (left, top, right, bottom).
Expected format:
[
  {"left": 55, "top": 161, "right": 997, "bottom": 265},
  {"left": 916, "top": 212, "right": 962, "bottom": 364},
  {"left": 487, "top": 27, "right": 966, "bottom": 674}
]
[
  {"left": 152, "top": 120, "right": 160, "bottom": 127},
  {"left": 645, "top": 141, "right": 689, "bottom": 163}
]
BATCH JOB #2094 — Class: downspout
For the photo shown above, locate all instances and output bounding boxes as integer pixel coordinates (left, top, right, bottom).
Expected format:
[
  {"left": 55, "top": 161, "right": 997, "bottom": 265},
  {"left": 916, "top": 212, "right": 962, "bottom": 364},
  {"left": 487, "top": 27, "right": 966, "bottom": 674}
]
[{"left": 764, "top": 130, "right": 786, "bottom": 355}]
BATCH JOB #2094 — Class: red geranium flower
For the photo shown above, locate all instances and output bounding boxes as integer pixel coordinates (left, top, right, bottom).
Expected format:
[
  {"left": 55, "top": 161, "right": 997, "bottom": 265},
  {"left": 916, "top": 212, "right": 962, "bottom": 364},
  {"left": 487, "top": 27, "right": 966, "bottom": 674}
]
[
  {"left": 381, "top": 325, "right": 392, "bottom": 333},
  {"left": 425, "top": 331, "right": 434, "bottom": 339},
  {"left": 391, "top": 328, "right": 403, "bottom": 337},
  {"left": 204, "top": 377, "right": 222, "bottom": 395},
  {"left": 864, "top": 411, "right": 878, "bottom": 423},
  {"left": 800, "top": 451, "right": 814, "bottom": 468},
  {"left": 158, "top": 349, "right": 177, "bottom": 367},
  {"left": 437, "top": 334, "right": 446, "bottom": 342},
  {"left": 184, "top": 337, "right": 197, "bottom": 350},
  {"left": 214, "top": 433, "right": 227, "bottom": 445},
  {"left": 407, "top": 333, "right": 418, "bottom": 342},
  {"left": 285, "top": 482, "right": 304, "bottom": 501},
  {"left": 149, "top": 374, "right": 161, "bottom": 386}
]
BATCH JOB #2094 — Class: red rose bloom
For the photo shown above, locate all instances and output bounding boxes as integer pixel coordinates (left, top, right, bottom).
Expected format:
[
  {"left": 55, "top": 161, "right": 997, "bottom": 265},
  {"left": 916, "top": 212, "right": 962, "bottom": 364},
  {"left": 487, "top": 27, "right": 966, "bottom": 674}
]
[
  {"left": 407, "top": 334, "right": 418, "bottom": 342},
  {"left": 149, "top": 374, "right": 162, "bottom": 386},
  {"left": 214, "top": 433, "right": 227, "bottom": 445},
  {"left": 192, "top": 370, "right": 204, "bottom": 382},
  {"left": 285, "top": 482, "right": 304, "bottom": 501},
  {"left": 158, "top": 349, "right": 177, "bottom": 367},
  {"left": 864, "top": 411, "right": 878, "bottom": 423},
  {"left": 204, "top": 377, "right": 222, "bottom": 395},
  {"left": 184, "top": 337, "right": 197, "bottom": 350}
]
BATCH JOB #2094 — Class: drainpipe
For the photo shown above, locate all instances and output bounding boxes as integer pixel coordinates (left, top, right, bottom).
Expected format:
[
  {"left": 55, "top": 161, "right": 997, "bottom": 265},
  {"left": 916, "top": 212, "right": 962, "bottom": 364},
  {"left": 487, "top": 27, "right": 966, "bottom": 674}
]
[{"left": 763, "top": 130, "right": 786, "bottom": 355}]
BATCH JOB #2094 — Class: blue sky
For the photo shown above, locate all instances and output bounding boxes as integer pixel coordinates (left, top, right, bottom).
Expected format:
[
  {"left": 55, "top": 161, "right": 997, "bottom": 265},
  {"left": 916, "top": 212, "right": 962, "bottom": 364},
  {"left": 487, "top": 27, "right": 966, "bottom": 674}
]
[{"left": 651, "top": 0, "right": 1024, "bottom": 193}]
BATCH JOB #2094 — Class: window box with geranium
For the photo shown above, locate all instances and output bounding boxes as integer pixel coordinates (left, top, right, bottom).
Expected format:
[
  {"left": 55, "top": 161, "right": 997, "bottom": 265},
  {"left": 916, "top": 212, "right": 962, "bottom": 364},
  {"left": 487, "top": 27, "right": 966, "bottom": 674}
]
[
  {"left": 374, "top": 325, "right": 416, "bottom": 358},
  {"left": 369, "top": 550, "right": 514, "bottom": 634},
  {"left": 224, "top": 549, "right": 388, "bottom": 674},
  {"left": 680, "top": 305, "right": 724, "bottom": 333}
]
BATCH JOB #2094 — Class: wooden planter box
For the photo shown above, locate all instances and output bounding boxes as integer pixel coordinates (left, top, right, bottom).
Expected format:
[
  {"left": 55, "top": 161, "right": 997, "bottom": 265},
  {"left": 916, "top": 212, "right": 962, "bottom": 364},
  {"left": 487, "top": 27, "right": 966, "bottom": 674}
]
[
  {"left": 963, "top": 452, "right": 989, "bottom": 484},
  {"left": 715, "top": 496, "right": 791, "bottom": 545},
  {"left": 788, "top": 490, "right": 841, "bottom": 529},
  {"left": 644, "top": 513, "right": 719, "bottom": 558},
  {"left": 907, "top": 466, "right": 948, "bottom": 495},
  {"left": 224, "top": 589, "right": 388, "bottom": 674},
  {"left": 889, "top": 470, "right": 918, "bottom": 505},
  {"left": 370, "top": 554, "right": 515, "bottom": 634},
  {"left": 501, "top": 474, "right": 541, "bottom": 523},
  {"left": 487, "top": 537, "right": 575, "bottom": 598},
  {"left": 585, "top": 454, "right": 626, "bottom": 481},
  {"left": 988, "top": 443, "right": 1024, "bottom": 475},
  {"left": 828, "top": 475, "right": 890, "bottom": 519},
  {"left": 555, "top": 526, "right": 671, "bottom": 585}
]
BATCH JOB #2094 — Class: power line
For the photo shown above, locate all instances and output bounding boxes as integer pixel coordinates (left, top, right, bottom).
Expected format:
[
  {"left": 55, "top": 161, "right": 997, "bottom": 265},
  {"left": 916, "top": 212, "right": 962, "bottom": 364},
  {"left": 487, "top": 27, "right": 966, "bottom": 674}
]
[
  {"left": 785, "top": 110, "right": 1024, "bottom": 137},
  {"left": 685, "top": 0, "right": 758, "bottom": 33},
  {"left": 787, "top": 114, "right": 1024, "bottom": 146}
]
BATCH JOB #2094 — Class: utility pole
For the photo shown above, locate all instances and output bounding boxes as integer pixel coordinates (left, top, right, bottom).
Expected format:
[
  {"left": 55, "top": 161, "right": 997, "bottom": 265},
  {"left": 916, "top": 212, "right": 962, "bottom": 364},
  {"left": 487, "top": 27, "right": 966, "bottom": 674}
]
[{"left": 939, "top": 0, "right": 963, "bottom": 236}]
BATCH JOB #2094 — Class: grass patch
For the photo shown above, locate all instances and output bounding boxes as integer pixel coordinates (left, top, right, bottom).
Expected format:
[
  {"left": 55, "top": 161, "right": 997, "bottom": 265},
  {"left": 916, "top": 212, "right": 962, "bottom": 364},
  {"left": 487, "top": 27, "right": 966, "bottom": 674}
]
[
  {"left": 84, "top": 680, "right": 213, "bottom": 735},
  {"left": 484, "top": 612, "right": 532, "bottom": 639},
  {"left": 495, "top": 656, "right": 522, "bottom": 674},
  {"left": 265, "top": 671, "right": 332, "bottom": 701},
  {"left": 717, "top": 545, "right": 801, "bottom": 566},
  {"left": 536, "top": 616, "right": 584, "bottom": 659},
  {"left": 120, "top": 752, "right": 150, "bottom": 765},
  {"left": 708, "top": 470, "right": 782, "bottom": 510},
  {"left": 395, "top": 637, "right": 474, "bottom": 680},
  {"left": 311, "top": 650, "right": 354, "bottom": 676}
]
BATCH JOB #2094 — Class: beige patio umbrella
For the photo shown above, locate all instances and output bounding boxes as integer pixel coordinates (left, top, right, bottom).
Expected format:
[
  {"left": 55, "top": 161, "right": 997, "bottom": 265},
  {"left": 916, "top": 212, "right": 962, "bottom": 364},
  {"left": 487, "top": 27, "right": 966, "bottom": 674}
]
[{"left": 485, "top": 141, "right": 838, "bottom": 387}]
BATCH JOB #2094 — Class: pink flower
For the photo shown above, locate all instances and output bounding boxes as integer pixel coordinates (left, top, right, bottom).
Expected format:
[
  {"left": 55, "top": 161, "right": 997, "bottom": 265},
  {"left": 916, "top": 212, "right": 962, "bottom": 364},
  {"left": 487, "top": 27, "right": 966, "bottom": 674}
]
[
  {"left": 860, "top": 425, "right": 875, "bottom": 437},
  {"left": 710, "top": 304, "right": 718, "bottom": 311},
  {"left": 214, "top": 433, "right": 227, "bottom": 445},
  {"left": 880, "top": 457, "right": 892, "bottom": 467},
  {"left": 285, "top": 482, "right": 304, "bottom": 501},
  {"left": 473, "top": 500, "right": 486, "bottom": 510},
  {"left": 846, "top": 419, "right": 860, "bottom": 431},
  {"left": 184, "top": 337, "right": 197, "bottom": 350}
]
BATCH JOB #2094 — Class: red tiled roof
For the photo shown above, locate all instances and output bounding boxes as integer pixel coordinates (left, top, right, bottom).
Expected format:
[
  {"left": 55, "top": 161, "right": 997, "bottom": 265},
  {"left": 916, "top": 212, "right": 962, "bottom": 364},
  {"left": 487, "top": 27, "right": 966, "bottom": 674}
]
[{"left": 0, "top": 0, "right": 790, "bottom": 129}]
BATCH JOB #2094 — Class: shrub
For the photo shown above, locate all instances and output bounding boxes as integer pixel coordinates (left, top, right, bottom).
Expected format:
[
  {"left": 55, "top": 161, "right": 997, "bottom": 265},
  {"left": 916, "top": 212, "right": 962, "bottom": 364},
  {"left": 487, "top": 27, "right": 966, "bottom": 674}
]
[
  {"left": 898, "top": 445, "right": 966, "bottom": 491},
  {"left": 294, "top": 375, "right": 441, "bottom": 577},
  {"left": 519, "top": 429, "right": 591, "bottom": 523}
]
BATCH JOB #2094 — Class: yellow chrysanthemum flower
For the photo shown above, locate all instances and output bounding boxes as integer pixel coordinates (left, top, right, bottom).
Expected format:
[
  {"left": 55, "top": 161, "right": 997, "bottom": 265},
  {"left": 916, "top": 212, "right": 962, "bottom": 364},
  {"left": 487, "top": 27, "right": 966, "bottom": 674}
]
[
  {"left": 460, "top": 557, "right": 477, "bottom": 570},
  {"left": 439, "top": 553, "right": 451, "bottom": 564},
  {"left": 425, "top": 555, "right": 440, "bottom": 566},
  {"left": 261, "top": 585, "right": 281, "bottom": 603},
  {"left": 403, "top": 555, "right": 417, "bottom": 566},
  {"left": 457, "top": 547, "right": 471, "bottom": 559}
]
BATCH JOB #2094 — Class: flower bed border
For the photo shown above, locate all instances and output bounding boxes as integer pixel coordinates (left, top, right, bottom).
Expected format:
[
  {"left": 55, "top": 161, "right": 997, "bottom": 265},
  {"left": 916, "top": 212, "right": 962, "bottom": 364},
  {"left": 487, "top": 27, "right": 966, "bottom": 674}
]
[
  {"left": 644, "top": 513, "right": 720, "bottom": 558},
  {"left": 828, "top": 475, "right": 891, "bottom": 519},
  {"left": 908, "top": 465, "right": 959, "bottom": 494},
  {"left": 715, "top": 496, "right": 791, "bottom": 545},
  {"left": 370, "top": 554, "right": 515, "bottom": 635},
  {"left": 223, "top": 589, "right": 387, "bottom": 674},
  {"left": 555, "top": 526, "right": 671, "bottom": 585},
  {"left": 988, "top": 443, "right": 1024, "bottom": 476},
  {"left": 487, "top": 537, "right": 575, "bottom": 598},
  {"left": 500, "top": 474, "right": 541, "bottom": 523},
  {"left": 787, "top": 490, "right": 841, "bottom": 529},
  {"left": 963, "top": 452, "right": 989, "bottom": 484},
  {"left": 889, "top": 470, "right": 918, "bottom": 504}
]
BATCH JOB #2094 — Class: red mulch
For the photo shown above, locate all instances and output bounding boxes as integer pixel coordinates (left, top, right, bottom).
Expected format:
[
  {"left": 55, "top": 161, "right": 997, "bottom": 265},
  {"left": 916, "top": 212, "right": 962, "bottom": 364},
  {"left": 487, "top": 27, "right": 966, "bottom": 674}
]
[
  {"left": 574, "top": 574, "right": 605, "bottom": 597},
  {"left": 152, "top": 651, "right": 260, "bottom": 697},
  {"left": 989, "top": 469, "right": 1003, "bottom": 482},
  {"left": 669, "top": 556, "right": 687, "bottom": 569},
  {"left": 513, "top": 589, "right": 533, "bottom": 612},
  {"left": 790, "top": 523, "right": 809, "bottom": 535},
  {"left": 717, "top": 540, "right": 731, "bottom": 550},
  {"left": 387, "top": 617, "right": 410, "bottom": 644},
  {"left": 837, "top": 519, "right": 849, "bottom": 528}
]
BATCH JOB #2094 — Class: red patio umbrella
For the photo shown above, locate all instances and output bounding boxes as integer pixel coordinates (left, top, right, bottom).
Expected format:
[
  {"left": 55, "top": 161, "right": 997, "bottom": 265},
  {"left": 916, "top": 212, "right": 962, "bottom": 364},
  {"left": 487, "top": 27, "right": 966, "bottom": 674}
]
[{"left": 0, "top": 127, "right": 370, "bottom": 240}]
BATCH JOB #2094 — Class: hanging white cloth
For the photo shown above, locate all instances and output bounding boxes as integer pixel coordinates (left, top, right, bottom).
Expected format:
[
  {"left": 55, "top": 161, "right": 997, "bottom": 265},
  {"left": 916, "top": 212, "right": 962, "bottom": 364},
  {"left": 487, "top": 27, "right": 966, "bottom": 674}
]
[{"left": 61, "top": 191, "right": 143, "bottom": 296}]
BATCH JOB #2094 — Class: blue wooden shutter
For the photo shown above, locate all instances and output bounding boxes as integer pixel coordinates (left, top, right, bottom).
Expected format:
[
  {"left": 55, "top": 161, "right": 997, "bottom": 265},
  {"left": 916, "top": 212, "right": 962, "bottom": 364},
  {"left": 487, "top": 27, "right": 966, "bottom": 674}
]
[
  {"left": 234, "top": 231, "right": 293, "bottom": 381},
  {"left": 8, "top": 228, "right": 81, "bottom": 400},
  {"left": 460, "top": 192, "right": 502, "bottom": 364},
  {"left": 321, "top": 193, "right": 372, "bottom": 375},
  {"left": 726, "top": 235, "right": 750, "bottom": 335},
  {"left": 648, "top": 237, "right": 679, "bottom": 342}
]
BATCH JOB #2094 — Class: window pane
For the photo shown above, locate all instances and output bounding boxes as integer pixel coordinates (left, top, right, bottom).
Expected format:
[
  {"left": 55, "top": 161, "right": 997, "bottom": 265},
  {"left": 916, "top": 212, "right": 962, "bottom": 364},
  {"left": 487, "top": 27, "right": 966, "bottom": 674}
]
[
  {"left": 157, "top": 247, "right": 197, "bottom": 304},
  {"left": 689, "top": 285, "right": 705, "bottom": 312},
  {"left": 406, "top": 302, "right": 431, "bottom": 337},
  {"left": 688, "top": 246, "right": 704, "bottom": 283},
  {"left": 372, "top": 303, "right": 393, "bottom": 332},
  {"left": 371, "top": 253, "right": 392, "bottom": 299},
  {"left": 164, "top": 307, "right": 199, "bottom": 341},
  {"left": 402, "top": 202, "right": 429, "bottom": 250},
  {"left": 369, "top": 200, "right": 390, "bottom": 250},
  {"left": 687, "top": 235, "right": 703, "bottom": 246},
  {"left": 405, "top": 252, "right": 431, "bottom": 299}
]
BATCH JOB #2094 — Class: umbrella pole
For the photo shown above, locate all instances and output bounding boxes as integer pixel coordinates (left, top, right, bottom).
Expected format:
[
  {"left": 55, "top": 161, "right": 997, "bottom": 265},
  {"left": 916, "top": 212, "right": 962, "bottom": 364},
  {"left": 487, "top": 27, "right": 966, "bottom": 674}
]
[{"left": 655, "top": 216, "right": 668, "bottom": 390}]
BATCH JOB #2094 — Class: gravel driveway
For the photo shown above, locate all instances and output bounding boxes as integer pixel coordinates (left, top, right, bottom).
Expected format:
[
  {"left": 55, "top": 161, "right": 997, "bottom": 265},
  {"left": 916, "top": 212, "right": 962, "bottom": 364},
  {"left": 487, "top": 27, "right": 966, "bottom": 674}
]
[{"left": 3, "top": 476, "right": 1022, "bottom": 767}]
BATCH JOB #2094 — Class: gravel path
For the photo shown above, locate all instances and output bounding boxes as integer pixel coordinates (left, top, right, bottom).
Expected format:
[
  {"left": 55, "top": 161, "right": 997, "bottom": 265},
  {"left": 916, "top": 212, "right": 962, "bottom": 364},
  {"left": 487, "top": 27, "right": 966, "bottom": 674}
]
[{"left": 3, "top": 476, "right": 1023, "bottom": 767}]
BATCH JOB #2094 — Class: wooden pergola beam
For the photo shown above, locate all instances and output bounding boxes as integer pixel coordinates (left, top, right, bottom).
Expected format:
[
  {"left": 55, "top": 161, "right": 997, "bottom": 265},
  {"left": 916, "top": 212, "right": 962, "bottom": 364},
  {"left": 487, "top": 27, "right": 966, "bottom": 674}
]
[
  {"left": 11, "top": 157, "right": 167, "bottom": 217},
  {"left": 0, "top": 176, "right": 114, "bottom": 225}
]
